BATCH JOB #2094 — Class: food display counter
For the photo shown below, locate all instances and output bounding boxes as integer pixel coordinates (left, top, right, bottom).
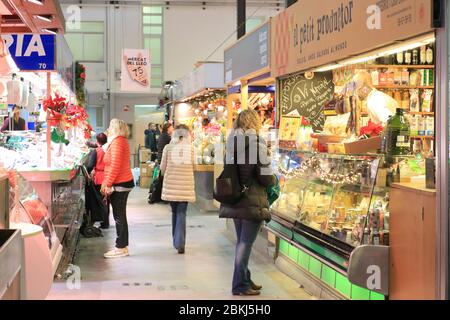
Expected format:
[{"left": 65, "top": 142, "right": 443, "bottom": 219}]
[
  {"left": 0, "top": 128, "right": 89, "bottom": 278},
  {"left": 266, "top": 0, "right": 440, "bottom": 300}
]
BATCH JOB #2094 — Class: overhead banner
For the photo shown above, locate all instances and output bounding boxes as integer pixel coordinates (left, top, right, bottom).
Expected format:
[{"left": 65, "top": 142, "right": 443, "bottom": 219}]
[
  {"left": 1, "top": 34, "right": 56, "bottom": 71},
  {"left": 271, "top": 0, "right": 434, "bottom": 77},
  {"left": 224, "top": 22, "right": 270, "bottom": 84},
  {"left": 121, "top": 48, "right": 151, "bottom": 92}
]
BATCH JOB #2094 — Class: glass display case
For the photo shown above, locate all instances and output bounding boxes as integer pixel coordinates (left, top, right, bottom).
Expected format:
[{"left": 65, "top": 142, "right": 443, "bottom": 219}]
[
  {"left": 7, "top": 170, "right": 59, "bottom": 252},
  {"left": 272, "top": 149, "right": 390, "bottom": 249}
]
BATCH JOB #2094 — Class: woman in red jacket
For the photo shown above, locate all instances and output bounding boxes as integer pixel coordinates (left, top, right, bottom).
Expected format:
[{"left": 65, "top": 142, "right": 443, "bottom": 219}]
[{"left": 101, "top": 119, "right": 134, "bottom": 259}]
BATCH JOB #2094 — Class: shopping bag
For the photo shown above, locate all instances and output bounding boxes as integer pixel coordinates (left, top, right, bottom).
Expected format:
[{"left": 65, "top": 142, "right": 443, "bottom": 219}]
[
  {"left": 148, "top": 164, "right": 163, "bottom": 204},
  {"left": 267, "top": 175, "right": 280, "bottom": 206}
]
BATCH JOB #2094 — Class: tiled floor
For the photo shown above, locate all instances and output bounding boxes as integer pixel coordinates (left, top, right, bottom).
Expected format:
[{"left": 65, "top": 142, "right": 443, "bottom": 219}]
[{"left": 47, "top": 188, "right": 311, "bottom": 300}]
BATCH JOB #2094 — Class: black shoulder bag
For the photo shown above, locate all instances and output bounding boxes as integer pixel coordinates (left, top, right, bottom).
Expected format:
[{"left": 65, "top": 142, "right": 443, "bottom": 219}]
[{"left": 213, "top": 136, "right": 253, "bottom": 205}]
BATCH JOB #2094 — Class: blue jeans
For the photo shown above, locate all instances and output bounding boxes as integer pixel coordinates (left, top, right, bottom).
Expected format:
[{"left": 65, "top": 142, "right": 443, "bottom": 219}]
[
  {"left": 232, "top": 219, "right": 262, "bottom": 294},
  {"left": 170, "top": 202, "right": 188, "bottom": 250}
]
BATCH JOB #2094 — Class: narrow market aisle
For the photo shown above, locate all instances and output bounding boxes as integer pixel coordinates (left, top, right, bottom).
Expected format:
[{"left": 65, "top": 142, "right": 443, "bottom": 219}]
[{"left": 47, "top": 188, "right": 311, "bottom": 300}]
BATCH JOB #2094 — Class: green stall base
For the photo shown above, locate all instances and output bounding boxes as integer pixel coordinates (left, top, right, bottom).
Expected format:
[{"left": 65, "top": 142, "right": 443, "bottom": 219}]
[{"left": 278, "top": 239, "right": 385, "bottom": 301}]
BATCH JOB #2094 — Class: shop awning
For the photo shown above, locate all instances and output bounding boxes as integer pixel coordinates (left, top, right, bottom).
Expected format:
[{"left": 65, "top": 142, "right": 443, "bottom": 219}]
[{"left": 0, "top": 0, "right": 65, "bottom": 34}]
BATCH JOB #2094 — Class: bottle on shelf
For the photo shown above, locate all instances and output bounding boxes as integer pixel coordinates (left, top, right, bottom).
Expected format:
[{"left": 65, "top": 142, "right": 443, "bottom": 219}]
[
  {"left": 412, "top": 48, "right": 419, "bottom": 65},
  {"left": 420, "top": 46, "right": 427, "bottom": 65},
  {"left": 401, "top": 90, "right": 410, "bottom": 110},
  {"left": 385, "top": 108, "right": 411, "bottom": 156},
  {"left": 405, "top": 50, "right": 412, "bottom": 65},
  {"left": 426, "top": 45, "right": 434, "bottom": 65},
  {"left": 396, "top": 51, "right": 404, "bottom": 65}
]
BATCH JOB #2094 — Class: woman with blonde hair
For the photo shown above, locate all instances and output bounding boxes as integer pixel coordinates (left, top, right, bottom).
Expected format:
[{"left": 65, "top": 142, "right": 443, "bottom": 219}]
[
  {"left": 101, "top": 119, "right": 134, "bottom": 258},
  {"left": 219, "top": 109, "right": 276, "bottom": 296},
  {"left": 160, "top": 124, "right": 195, "bottom": 254}
]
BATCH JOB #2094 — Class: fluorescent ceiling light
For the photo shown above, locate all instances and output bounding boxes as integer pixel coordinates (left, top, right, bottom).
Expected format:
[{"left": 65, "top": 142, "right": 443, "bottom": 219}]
[
  {"left": 34, "top": 15, "right": 52, "bottom": 22},
  {"left": 28, "top": 0, "right": 44, "bottom": 5},
  {"left": 314, "top": 64, "right": 343, "bottom": 72},
  {"left": 42, "top": 28, "right": 57, "bottom": 35}
]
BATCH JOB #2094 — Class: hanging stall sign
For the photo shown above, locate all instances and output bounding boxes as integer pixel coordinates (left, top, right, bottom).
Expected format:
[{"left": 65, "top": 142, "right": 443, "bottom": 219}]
[
  {"left": 0, "top": 34, "right": 56, "bottom": 71},
  {"left": 121, "top": 48, "right": 151, "bottom": 92},
  {"left": 272, "top": 0, "right": 434, "bottom": 77},
  {"left": 280, "top": 72, "right": 334, "bottom": 131},
  {"left": 174, "top": 62, "right": 224, "bottom": 101},
  {"left": 224, "top": 22, "right": 270, "bottom": 84}
]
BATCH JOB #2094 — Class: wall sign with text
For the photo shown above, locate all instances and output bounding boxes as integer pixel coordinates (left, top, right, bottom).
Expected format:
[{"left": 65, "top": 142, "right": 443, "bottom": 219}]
[
  {"left": 271, "top": 0, "right": 433, "bottom": 77},
  {"left": 1, "top": 34, "right": 56, "bottom": 71},
  {"left": 121, "top": 48, "right": 151, "bottom": 92},
  {"left": 224, "top": 22, "right": 270, "bottom": 84},
  {"left": 280, "top": 72, "right": 334, "bottom": 131}
]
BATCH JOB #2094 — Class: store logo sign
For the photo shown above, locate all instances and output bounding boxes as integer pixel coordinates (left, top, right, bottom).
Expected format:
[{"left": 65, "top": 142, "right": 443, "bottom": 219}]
[
  {"left": 366, "top": 265, "right": 381, "bottom": 290},
  {"left": 65, "top": 5, "right": 81, "bottom": 31},
  {"left": 0, "top": 34, "right": 55, "bottom": 71},
  {"left": 367, "top": 5, "right": 382, "bottom": 30}
]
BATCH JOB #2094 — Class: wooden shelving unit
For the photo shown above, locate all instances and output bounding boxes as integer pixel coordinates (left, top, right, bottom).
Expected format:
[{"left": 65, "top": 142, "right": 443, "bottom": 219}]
[
  {"left": 362, "top": 65, "right": 435, "bottom": 69},
  {"left": 410, "top": 136, "right": 434, "bottom": 140},
  {"left": 407, "top": 111, "right": 434, "bottom": 116},
  {"left": 375, "top": 85, "right": 434, "bottom": 89}
]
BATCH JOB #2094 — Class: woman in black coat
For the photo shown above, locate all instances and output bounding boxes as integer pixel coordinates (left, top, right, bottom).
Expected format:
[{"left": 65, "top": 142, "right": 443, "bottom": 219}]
[{"left": 219, "top": 110, "right": 276, "bottom": 296}]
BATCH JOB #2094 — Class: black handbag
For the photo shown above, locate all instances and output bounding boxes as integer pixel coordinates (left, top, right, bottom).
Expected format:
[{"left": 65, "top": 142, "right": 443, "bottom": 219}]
[
  {"left": 148, "top": 173, "right": 163, "bottom": 204},
  {"left": 214, "top": 136, "right": 253, "bottom": 205}
]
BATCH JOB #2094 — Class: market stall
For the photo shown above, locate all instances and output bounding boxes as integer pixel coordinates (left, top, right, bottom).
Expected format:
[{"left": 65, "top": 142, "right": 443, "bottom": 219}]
[
  {"left": 267, "top": 0, "right": 439, "bottom": 300},
  {"left": 173, "top": 62, "right": 226, "bottom": 212},
  {"left": 0, "top": 33, "right": 89, "bottom": 280},
  {"left": 224, "top": 21, "right": 275, "bottom": 131}
]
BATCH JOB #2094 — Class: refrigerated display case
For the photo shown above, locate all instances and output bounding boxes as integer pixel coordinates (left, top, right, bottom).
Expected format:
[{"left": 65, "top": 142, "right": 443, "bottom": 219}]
[{"left": 269, "top": 150, "right": 390, "bottom": 271}]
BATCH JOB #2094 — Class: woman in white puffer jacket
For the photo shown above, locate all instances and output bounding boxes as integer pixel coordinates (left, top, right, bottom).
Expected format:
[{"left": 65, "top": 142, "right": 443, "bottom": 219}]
[{"left": 160, "top": 124, "right": 196, "bottom": 254}]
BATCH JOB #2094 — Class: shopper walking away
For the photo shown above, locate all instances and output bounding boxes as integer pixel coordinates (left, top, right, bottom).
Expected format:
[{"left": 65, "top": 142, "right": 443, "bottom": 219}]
[
  {"left": 145, "top": 123, "right": 158, "bottom": 161},
  {"left": 157, "top": 123, "right": 173, "bottom": 163},
  {"left": 219, "top": 110, "right": 276, "bottom": 296},
  {"left": 1, "top": 105, "right": 26, "bottom": 132},
  {"left": 101, "top": 119, "right": 135, "bottom": 259},
  {"left": 86, "top": 132, "right": 110, "bottom": 229},
  {"left": 160, "top": 124, "right": 195, "bottom": 254},
  {"left": 148, "top": 122, "right": 174, "bottom": 204}
]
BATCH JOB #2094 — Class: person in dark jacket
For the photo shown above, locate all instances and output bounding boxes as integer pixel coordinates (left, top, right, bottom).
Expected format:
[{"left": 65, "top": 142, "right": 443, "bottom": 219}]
[
  {"left": 156, "top": 123, "right": 173, "bottom": 163},
  {"left": 1, "top": 105, "right": 26, "bottom": 132},
  {"left": 219, "top": 109, "right": 276, "bottom": 297},
  {"left": 86, "top": 133, "right": 110, "bottom": 228},
  {"left": 145, "top": 123, "right": 158, "bottom": 161}
]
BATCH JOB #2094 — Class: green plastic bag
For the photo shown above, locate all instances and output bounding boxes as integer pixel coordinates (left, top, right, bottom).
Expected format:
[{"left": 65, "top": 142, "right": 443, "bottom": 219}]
[
  {"left": 267, "top": 175, "right": 280, "bottom": 206},
  {"left": 152, "top": 164, "right": 161, "bottom": 183}
]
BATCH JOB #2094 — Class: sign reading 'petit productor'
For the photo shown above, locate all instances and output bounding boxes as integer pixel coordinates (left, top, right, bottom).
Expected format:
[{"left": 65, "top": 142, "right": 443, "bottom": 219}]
[
  {"left": 271, "top": 0, "right": 434, "bottom": 77},
  {"left": 121, "top": 48, "right": 151, "bottom": 92}
]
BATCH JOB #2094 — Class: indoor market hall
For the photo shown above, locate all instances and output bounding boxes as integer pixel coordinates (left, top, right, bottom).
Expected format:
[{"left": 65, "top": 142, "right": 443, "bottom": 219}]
[
  {"left": 47, "top": 189, "right": 312, "bottom": 300},
  {"left": 1, "top": 0, "right": 448, "bottom": 304}
]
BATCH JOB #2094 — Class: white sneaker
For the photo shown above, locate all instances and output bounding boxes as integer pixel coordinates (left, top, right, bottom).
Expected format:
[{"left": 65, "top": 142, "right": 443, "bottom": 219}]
[{"left": 104, "top": 247, "right": 129, "bottom": 259}]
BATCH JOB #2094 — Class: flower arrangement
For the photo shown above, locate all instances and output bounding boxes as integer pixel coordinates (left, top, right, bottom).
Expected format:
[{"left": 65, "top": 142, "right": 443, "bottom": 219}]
[
  {"left": 64, "top": 104, "right": 88, "bottom": 129},
  {"left": 75, "top": 62, "right": 86, "bottom": 107},
  {"left": 83, "top": 122, "right": 93, "bottom": 139},
  {"left": 360, "top": 120, "right": 384, "bottom": 139},
  {"left": 43, "top": 94, "right": 68, "bottom": 126}
]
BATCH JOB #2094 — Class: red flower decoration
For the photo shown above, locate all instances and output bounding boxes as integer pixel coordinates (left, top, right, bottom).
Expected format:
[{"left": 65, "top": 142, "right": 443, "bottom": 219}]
[
  {"left": 80, "top": 73, "right": 86, "bottom": 80},
  {"left": 360, "top": 120, "right": 384, "bottom": 138},
  {"left": 64, "top": 104, "right": 89, "bottom": 129},
  {"left": 43, "top": 94, "right": 69, "bottom": 126}
]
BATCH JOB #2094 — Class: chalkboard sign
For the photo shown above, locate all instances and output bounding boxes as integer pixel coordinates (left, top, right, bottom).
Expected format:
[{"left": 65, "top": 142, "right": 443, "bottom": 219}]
[{"left": 280, "top": 72, "right": 334, "bottom": 131}]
